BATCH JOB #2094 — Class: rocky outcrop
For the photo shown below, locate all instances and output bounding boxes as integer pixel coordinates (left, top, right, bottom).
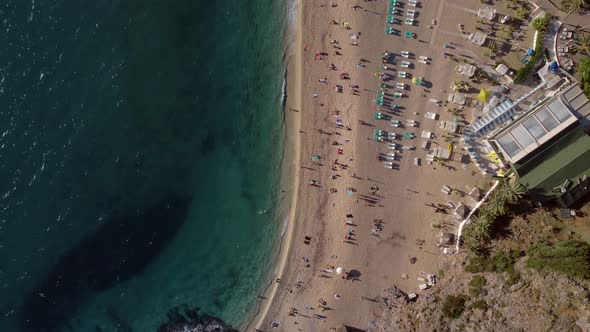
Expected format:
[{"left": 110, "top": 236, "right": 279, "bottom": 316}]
[
  {"left": 369, "top": 257, "right": 590, "bottom": 332},
  {"left": 157, "top": 305, "right": 238, "bottom": 332}
]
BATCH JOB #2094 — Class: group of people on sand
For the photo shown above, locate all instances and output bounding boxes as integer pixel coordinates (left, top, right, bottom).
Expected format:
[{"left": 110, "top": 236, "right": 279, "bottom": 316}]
[{"left": 269, "top": 2, "right": 387, "bottom": 330}]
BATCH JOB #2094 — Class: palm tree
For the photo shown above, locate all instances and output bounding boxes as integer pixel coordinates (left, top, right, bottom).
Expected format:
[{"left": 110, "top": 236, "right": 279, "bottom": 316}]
[
  {"left": 573, "top": 32, "right": 590, "bottom": 56},
  {"left": 562, "top": 0, "right": 588, "bottom": 14},
  {"left": 488, "top": 192, "right": 507, "bottom": 217},
  {"left": 500, "top": 181, "right": 526, "bottom": 204},
  {"left": 470, "top": 214, "right": 492, "bottom": 242}
]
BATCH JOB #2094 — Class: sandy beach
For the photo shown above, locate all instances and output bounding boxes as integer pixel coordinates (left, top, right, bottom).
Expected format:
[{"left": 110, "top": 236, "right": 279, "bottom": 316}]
[{"left": 253, "top": 0, "right": 491, "bottom": 330}]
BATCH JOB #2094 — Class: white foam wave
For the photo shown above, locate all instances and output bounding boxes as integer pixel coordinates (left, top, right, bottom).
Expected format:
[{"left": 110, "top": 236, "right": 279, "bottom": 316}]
[
  {"left": 281, "top": 77, "right": 286, "bottom": 107},
  {"left": 286, "top": 0, "right": 298, "bottom": 28},
  {"left": 280, "top": 216, "right": 289, "bottom": 237}
]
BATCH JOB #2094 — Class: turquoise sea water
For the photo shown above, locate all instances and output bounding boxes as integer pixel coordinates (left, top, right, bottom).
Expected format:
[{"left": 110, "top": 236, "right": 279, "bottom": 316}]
[{"left": 0, "top": 0, "right": 289, "bottom": 330}]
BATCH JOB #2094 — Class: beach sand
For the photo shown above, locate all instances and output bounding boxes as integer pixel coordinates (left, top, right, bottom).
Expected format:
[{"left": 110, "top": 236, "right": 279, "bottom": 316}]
[{"left": 253, "top": 0, "right": 490, "bottom": 330}]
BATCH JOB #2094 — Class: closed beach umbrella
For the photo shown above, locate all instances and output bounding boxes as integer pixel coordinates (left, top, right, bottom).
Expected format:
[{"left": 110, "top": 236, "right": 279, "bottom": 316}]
[
  {"left": 336, "top": 267, "right": 344, "bottom": 274},
  {"left": 477, "top": 89, "right": 490, "bottom": 103}
]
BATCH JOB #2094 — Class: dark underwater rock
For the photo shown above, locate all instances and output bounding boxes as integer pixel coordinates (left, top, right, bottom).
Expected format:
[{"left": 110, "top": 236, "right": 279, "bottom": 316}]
[{"left": 18, "top": 195, "right": 193, "bottom": 332}]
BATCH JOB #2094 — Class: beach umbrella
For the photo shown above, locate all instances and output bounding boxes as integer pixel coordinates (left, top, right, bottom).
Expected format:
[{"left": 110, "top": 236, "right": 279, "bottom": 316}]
[
  {"left": 336, "top": 267, "right": 344, "bottom": 274},
  {"left": 477, "top": 89, "right": 491, "bottom": 103},
  {"left": 312, "top": 155, "right": 320, "bottom": 161},
  {"left": 411, "top": 77, "right": 422, "bottom": 85}
]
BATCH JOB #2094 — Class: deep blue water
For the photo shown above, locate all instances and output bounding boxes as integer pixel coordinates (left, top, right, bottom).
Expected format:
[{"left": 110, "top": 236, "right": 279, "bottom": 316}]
[{"left": 0, "top": 0, "right": 288, "bottom": 331}]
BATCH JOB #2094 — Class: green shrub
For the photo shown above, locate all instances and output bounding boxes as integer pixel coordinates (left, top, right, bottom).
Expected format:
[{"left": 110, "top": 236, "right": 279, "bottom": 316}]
[
  {"left": 531, "top": 13, "right": 551, "bottom": 32},
  {"left": 465, "top": 255, "right": 490, "bottom": 273},
  {"left": 471, "top": 299, "right": 488, "bottom": 311},
  {"left": 442, "top": 295, "right": 468, "bottom": 319},
  {"left": 506, "top": 268, "right": 521, "bottom": 286},
  {"left": 492, "top": 251, "right": 513, "bottom": 272},
  {"left": 526, "top": 241, "right": 590, "bottom": 279},
  {"left": 578, "top": 57, "right": 590, "bottom": 98},
  {"left": 469, "top": 275, "right": 487, "bottom": 297},
  {"left": 465, "top": 251, "right": 516, "bottom": 273}
]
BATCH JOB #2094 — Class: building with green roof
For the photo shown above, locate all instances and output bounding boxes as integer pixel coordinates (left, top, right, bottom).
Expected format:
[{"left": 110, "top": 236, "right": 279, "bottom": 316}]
[{"left": 489, "top": 84, "right": 590, "bottom": 207}]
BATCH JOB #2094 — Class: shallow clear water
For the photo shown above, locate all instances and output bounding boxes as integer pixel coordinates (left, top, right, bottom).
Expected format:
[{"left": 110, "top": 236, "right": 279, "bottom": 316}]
[{"left": 0, "top": 0, "right": 287, "bottom": 330}]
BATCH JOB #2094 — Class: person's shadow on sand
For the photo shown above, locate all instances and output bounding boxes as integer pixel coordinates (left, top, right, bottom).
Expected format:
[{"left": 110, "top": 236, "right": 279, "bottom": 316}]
[{"left": 349, "top": 269, "right": 362, "bottom": 281}]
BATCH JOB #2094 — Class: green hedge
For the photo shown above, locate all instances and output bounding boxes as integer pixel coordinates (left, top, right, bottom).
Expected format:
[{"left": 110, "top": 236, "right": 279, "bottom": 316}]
[
  {"left": 514, "top": 13, "right": 552, "bottom": 83},
  {"left": 579, "top": 57, "right": 590, "bottom": 98}
]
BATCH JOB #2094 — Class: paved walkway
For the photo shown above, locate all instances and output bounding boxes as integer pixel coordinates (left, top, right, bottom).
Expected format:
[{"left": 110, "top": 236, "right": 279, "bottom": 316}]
[{"left": 455, "top": 180, "right": 500, "bottom": 252}]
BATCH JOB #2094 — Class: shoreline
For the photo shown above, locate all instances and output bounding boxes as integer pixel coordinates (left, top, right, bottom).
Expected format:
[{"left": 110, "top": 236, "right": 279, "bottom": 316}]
[
  {"left": 245, "top": 0, "right": 304, "bottom": 330},
  {"left": 249, "top": 0, "right": 494, "bottom": 330}
]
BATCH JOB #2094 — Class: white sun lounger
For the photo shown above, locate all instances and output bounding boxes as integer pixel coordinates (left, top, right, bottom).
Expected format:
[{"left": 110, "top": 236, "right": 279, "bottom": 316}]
[
  {"left": 387, "top": 153, "right": 396, "bottom": 160},
  {"left": 401, "top": 51, "right": 410, "bottom": 58},
  {"left": 384, "top": 162, "right": 394, "bottom": 169},
  {"left": 401, "top": 61, "right": 411, "bottom": 68},
  {"left": 424, "top": 112, "right": 438, "bottom": 120},
  {"left": 346, "top": 216, "right": 354, "bottom": 225},
  {"left": 398, "top": 71, "right": 407, "bottom": 78},
  {"left": 405, "top": 18, "right": 415, "bottom": 25},
  {"left": 388, "top": 143, "right": 398, "bottom": 149},
  {"left": 396, "top": 83, "right": 406, "bottom": 89}
]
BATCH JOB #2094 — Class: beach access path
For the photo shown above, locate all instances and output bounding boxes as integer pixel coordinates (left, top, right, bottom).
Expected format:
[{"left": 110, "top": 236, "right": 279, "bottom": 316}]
[{"left": 254, "top": 0, "right": 490, "bottom": 330}]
